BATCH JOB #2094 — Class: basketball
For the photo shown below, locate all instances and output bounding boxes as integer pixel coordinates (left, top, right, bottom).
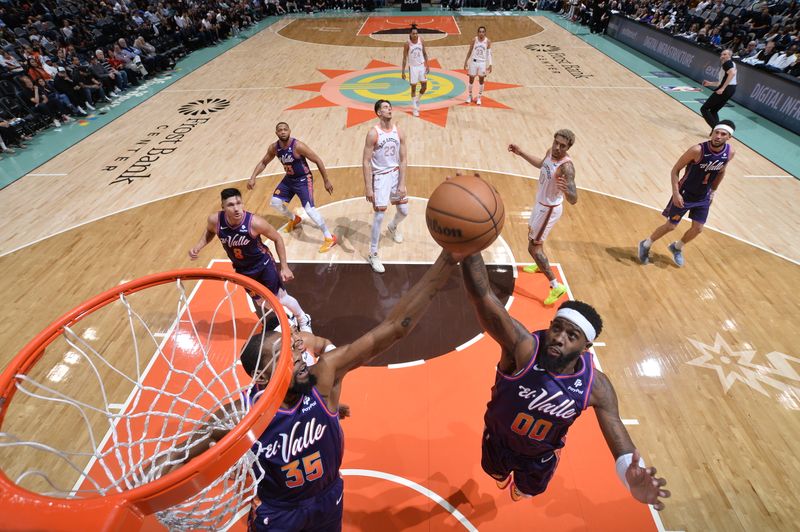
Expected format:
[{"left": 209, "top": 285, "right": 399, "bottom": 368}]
[{"left": 425, "top": 174, "right": 505, "bottom": 255}]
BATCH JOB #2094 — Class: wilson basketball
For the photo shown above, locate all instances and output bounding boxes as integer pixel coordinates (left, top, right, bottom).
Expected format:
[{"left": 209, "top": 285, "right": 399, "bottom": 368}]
[{"left": 425, "top": 175, "right": 505, "bottom": 255}]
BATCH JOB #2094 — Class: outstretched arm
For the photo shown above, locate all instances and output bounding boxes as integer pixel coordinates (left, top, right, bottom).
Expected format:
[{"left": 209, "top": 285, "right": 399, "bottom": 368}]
[
  {"left": 315, "top": 250, "right": 459, "bottom": 389},
  {"left": 248, "top": 143, "right": 276, "bottom": 190},
  {"left": 461, "top": 254, "right": 534, "bottom": 373},
  {"left": 557, "top": 160, "right": 578, "bottom": 205},
  {"left": 508, "top": 144, "right": 546, "bottom": 169},
  {"left": 591, "top": 371, "right": 670, "bottom": 510},
  {"left": 296, "top": 141, "right": 333, "bottom": 194},
  {"left": 188, "top": 214, "right": 217, "bottom": 260}
]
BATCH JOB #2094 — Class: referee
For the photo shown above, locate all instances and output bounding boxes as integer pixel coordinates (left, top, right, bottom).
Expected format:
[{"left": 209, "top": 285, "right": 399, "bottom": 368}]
[{"left": 700, "top": 48, "right": 737, "bottom": 131}]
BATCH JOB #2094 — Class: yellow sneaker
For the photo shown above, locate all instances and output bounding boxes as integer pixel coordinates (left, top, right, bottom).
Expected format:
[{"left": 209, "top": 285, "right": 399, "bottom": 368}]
[
  {"left": 318, "top": 235, "right": 338, "bottom": 253},
  {"left": 522, "top": 264, "right": 540, "bottom": 274},
  {"left": 544, "top": 284, "right": 567, "bottom": 305},
  {"left": 495, "top": 474, "right": 512, "bottom": 490},
  {"left": 284, "top": 215, "right": 302, "bottom": 233}
]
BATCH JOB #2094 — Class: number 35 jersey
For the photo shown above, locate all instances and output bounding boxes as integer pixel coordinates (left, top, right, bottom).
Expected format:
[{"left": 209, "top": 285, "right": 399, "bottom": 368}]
[
  {"left": 250, "top": 386, "right": 344, "bottom": 504},
  {"left": 483, "top": 330, "right": 595, "bottom": 457}
]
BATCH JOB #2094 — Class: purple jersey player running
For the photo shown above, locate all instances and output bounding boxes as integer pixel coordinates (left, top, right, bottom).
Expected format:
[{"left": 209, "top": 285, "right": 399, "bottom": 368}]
[
  {"left": 248, "top": 122, "right": 338, "bottom": 253},
  {"left": 638, "top": 120, "right": 736, "bottom": 267},
  {"left": 171, "top": 248, "right": 464, "bottom": 531},
  {"left": 189, "top": 188, "right": 312, "bottom": 332},
  {"left": 460, "top": 253, "right": 670, "bottom": 508}
]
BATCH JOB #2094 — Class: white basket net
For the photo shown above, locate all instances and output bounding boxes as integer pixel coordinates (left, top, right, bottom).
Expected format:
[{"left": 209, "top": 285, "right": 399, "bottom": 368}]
[{"left": 0, "top": 274, "right": 287, "bottom": 530}]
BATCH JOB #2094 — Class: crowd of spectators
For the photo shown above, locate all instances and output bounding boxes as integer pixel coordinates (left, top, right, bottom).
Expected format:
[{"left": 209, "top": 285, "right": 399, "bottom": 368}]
[
  {"left": 0, "top": 0, "right": 284, "bottom": 159},
  {"left": 566, "top": 0, "right": 800, "bottom": 77}
]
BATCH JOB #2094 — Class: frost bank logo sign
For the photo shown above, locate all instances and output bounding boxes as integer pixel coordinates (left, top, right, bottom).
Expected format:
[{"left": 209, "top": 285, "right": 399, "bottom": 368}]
[
  {"left": 524, "top": 44, "right": 593, "bottom": 79},
  {"left": 103, "top": 98, "right": 231, "bottom": 185}
]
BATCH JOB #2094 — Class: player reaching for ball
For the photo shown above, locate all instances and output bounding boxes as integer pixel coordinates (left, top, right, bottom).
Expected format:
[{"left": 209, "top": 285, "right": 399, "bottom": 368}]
[
  {"left": 509, "top": 129, "right": 577, "bottom": 306},
  {"left": 460, "top": 252, "right": 670, "bottom": 508},
  {"left": 362, "top": 99, "right": 408, "bottom": 274}
]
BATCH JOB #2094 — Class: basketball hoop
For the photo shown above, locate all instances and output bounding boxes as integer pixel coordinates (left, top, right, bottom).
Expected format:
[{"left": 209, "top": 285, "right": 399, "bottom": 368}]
[{"left": 0, "top": 269, "right": 293, "bottom": 531}]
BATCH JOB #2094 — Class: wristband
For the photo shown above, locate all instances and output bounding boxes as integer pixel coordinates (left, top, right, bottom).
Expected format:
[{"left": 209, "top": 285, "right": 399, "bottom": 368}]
[
  {"left": 615, "top": 452, "right": 645, "bottom": 489},
  {"left": 324, "top": 343, "right": 337, "bottom": 353}
]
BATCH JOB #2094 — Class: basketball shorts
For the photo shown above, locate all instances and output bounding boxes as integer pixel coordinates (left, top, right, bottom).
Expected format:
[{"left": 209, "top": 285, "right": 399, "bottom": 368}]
[
  {"left": 409, "top": 65, "right": 427, "bottom": 84},
  {"left": 372, "top": 168, "right": 407, "bottom": 210},
  {"left": 528, "top": 202, "right": 563, "bottom": 244},
  {"left": 273, "top": 174, "right": 314, "bottom": 208},
  {"left": 468, "top": 60, "right": 487, "bottom": 77},
  {"left": 481, "top": 429, "right": 560, "bottom": 497},
  {"left": 239, "top": 258, "right": 284, "bottom": 300},
  {"left": 248, "top": 476, "right": 344, "bottom": 532},
  {"left": 662, "top": 197, "right": 711, "bottom": 225}
]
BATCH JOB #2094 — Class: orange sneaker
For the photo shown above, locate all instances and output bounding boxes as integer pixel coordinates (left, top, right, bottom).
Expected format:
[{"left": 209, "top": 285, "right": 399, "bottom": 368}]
[
  {"left": 510, "top": 481, "right": 532, "bottom": 502},
  {"left": 495, "top": 474, "right": 512, "bottom": 490},
  {"left": 284, "top": 215, "right": 302, "bottom": 233},
  {"left": 318, "top": 235, "right": 338, "bottom": 253}
]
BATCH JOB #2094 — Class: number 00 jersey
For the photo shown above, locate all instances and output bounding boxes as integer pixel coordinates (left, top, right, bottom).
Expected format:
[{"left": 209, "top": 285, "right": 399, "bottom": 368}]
[
  {"left": 249, "top": 386, "right": 344, "bottom": 504},
  {"left": 484, "top": 331, "right": 595, "bottom": 457}
]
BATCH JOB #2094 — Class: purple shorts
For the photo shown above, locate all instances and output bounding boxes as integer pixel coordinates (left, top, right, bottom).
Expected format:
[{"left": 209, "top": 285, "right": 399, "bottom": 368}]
[
  {"left": 481, "top": 429, "right": 559, "bottom": 496},
  {"left": 240, "top": 259, "right": 283, "bottom": 298},
  {"left": 662, "top": 197, "right": 711, "bottom": 225},
  {"left": 274, "top": 175, "right": 314, "bottom": 208},
  {"left": 248, "top": 476, "right": 343, "bottom": 532}
]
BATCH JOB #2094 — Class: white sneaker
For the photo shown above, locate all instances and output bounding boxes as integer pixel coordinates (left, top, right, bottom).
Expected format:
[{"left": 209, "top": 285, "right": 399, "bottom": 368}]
[
  {"left": 85, "top": 102, "right": 95, "bottom": 110},
  {"left": 466, "top": 95, "right": 472, "bottom": 104},
  {"left": 76, "top": 106, "right": 87, "bottom": 115},
  {"left": 367, "top": 253, "right": 385, "bottom": 273},
  {"left": 476, "top": 97, "right": 482, "bottom": 106},
  {"left": 387, "top": 224, "right": 403, "bottom": 243},
  {"left": 412, "top": 108, "right": 419, "bottom": 117},
  {"left": 297, "top": 314, "right": 312, "bottom": 333},
  {"left": 52, "top": 119, "right": 61, "bottom": 127}
]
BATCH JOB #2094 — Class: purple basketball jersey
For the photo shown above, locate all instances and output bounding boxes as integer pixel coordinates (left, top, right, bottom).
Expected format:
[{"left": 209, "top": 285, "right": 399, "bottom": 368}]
[
  {"left": 217, "top": 211, "right": 275, "bottom": 276},
  {"left": 249, "top": 386, "right": 344, "bottom": 504},
  {"left": 276, "top": 138, "right": 311, "bottom": 179},
  {"left": 484, "top": 331, "right": 595, "bottom": 457},
  {"left": 678, "top": 141, "right": 731, "bottom": 202}
]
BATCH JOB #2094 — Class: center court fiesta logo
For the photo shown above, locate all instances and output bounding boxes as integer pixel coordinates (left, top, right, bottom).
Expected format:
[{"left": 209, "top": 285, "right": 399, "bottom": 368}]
[{"left": 285, "top": 59, "right": 520, "bottom": 127}]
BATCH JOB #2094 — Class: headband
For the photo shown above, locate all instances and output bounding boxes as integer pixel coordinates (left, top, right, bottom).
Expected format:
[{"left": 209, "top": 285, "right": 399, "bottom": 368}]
[
  {"left": 555, "top": 308, "right": 597, "bottom": 342},
  {"left": 713, "top": 124, "right": 734, "bottom": 136}
]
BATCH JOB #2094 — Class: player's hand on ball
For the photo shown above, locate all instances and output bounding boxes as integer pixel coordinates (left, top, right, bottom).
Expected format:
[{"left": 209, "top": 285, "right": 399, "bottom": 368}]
[
  {"left": 280, "top": 267, "right": 294, "bottom": 283},
  {"left": 626, "top": 450, "right": 670, "bottom": 510}
]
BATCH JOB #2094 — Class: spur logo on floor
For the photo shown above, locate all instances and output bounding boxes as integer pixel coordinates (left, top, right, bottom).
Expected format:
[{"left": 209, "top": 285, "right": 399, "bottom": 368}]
[
  {"left": 102, "top": 99, "right": 231, "bottom": 185},
  {"left": 525, "top": 43, "right": 593, "bottom": 79}
]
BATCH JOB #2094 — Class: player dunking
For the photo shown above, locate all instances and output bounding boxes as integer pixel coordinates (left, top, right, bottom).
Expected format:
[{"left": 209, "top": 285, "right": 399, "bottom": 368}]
[
  {"left": 401, "top": 25, "right": 429, "bottom": 117},
  {"left": 248, "top": 122, "right": 337, "bottom": 254},
  {"left": 362, "top": 99, "right": 408, "bottom": 274},
  {"left": 638, "top": 120, "right": 736, "bottom": 267},
  {"left": 509, "top": 129, "right": 577, "bottom": 306},
  {"left": 188, "top": 188, "right": 313, "bottom": 332},
  {"left": 461, "top": 253, "right": 670, "bottom": 507},
  {"left": 171, "top": 249, "right": 462, "bottom": 531},
  {"left": 463, "top": 26, "right": 492, "bottom": 105}
]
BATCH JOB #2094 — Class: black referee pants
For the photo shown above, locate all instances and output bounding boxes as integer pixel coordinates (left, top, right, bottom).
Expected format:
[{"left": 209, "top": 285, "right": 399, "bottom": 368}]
[{"left": 700, "top": 85, "right": 736, "bottom": 129}]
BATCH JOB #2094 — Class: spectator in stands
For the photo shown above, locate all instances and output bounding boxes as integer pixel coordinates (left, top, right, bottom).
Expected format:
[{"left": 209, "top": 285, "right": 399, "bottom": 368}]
[
  {"left": 744, "top": 6, "right": 772, "bottom": 39},
  {"left": 742, "top": 39, "right": 777, "bottom": 66},
  {"left": 765, "top": 43, "right": 798, "bottom": 72},
  {"left": 735, "top": 40, "right": 758, "bottom": 60},
  {"left": 70, "top": 56, "right": 112, "bottom": 105},
  {"left": 18, "top": 75, "right": 70, "bottom": 127},
  {"left": 0, "top": 51, "right": 23, "bottom": 75},
  {"left": 53, "top": 66, "right": 91, "bottom": 114},
  {"left": 90, "top": 52, "right": 127, "bottom": 93}
]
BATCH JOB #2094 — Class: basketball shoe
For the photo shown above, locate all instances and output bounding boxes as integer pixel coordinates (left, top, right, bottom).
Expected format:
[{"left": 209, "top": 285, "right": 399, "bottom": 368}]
[
  {"left": 510, "top": 481, "right": 532, "bottom": 502},
  {"left": 285, "top": 215, "right": 302, "bottom": 233},
  {"left": 298, "top": 314, "right": 312, "bottom": 333},
  {"left": 368, "top": 253, "right": 385, "bottom": 273},
  {"left": 637, "top": 239, "right": 651, "bottom": 264},
  {"left": 476, "top": 97, "right": 482, "bottom": 106},
  {"left": 387, "top": 223, "right": 403, "bottom": 243},
  {"left": 466, "top": 94, "right": 472, "bottom": 104},
  {"left": 544, "top": 284, "right": 567, "bottom": 305},
  {"left": 522, "top": 264, "right": 540, "bottom": 274},
  {"left": 495, "top": 473, "right": 513, "bottom": 490},
  {"left": 668, "top": 242, "right": 685, "bottom": 267},
  {"left": 319, "top": 235, "right": 338, "bottom": 253}
]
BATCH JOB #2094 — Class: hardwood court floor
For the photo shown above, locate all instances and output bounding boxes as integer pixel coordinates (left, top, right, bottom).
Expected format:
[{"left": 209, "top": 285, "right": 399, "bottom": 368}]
[{"left": 0, "top": 14, "right": 798, "bottom": 532}]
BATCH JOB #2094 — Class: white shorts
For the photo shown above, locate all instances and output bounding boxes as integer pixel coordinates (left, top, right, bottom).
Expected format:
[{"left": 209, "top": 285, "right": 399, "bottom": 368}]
[
  {"left": 468, "top": 60, "right": 487, "bottom": 78},
  {"left": 409, "top": 65, "right": 427, "bottom": 85},
  {"left": 372, "top": 168, "right": 407, "bottom": 210},
  {"left": 528, "top": 202, "right": 563, "bottom": 244}
]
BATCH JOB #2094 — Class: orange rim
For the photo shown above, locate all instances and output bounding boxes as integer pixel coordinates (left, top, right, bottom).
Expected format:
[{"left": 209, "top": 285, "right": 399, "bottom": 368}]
[{"left": 0, "top": 268, "right": 293, "bottom": 531}]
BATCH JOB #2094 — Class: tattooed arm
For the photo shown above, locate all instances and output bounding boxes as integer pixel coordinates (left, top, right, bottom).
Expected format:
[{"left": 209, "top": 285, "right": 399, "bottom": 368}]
[
  {"left": 557, "top": 160, "right": 578, "bottom": 205},
  {"left": 461, "top": 254, "right": 535, "bottom": 373}
]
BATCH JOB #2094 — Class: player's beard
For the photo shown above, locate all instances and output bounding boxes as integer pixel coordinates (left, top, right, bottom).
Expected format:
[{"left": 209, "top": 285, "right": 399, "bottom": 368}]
[
  {"left": 540, "top": 347, "right": 582, "bottom": 374},
  {"left": 289, "top": 373, "right": 317, "bottom": 396}
]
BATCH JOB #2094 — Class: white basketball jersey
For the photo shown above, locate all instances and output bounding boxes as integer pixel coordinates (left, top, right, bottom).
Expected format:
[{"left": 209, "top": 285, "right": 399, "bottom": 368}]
[
  {"left": 408, "top": 37, "right": 425, "bottom": 67},
  {"left": 470, "top": 37, "right": 489, "bottom": 63},
  {"left": 371, "top": 125, "right": 401, "bottom": 174},
  {"left": 536, "top": 153, "right": 571, "bottom": 206}
]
